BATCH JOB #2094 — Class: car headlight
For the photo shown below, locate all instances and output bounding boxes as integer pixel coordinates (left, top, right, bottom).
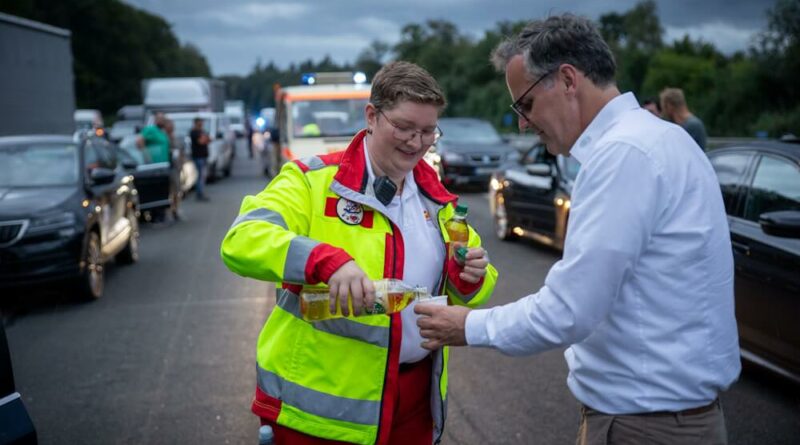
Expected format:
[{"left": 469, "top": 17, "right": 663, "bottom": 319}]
[
  {"left": 443, "top": 152, "right": 465, "bottom": 163},
  {"left": 27, "top": 212, "right": 77, "bottom": 234}
]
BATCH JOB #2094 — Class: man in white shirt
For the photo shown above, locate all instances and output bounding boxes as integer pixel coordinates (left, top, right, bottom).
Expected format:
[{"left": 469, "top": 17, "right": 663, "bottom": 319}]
[{"left": 415, "top": 14, "right": 740, "bottom": 445}]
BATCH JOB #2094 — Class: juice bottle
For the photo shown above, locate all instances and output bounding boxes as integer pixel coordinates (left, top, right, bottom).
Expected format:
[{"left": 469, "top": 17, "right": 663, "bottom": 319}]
[
  {"left": 444, "top": 204, "right": 469, "bottom": 259},
  {"left": 299, "top": 279, "right": 429, "bottom": 322}
]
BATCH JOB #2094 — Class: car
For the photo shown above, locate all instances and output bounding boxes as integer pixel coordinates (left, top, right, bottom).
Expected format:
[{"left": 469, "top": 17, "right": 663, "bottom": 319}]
[
  {"left": 0, "top": 322, "right": 37, "bottom": 444},
  {"left": 108, "top": 120, "right": 140, "bottom": 143},
  {"left": 488, "top": 143, "right": 579, "bottom": 250},
  {"left": 0, "top": 134, "right": 140, "bottom": 300},
  {"left": 166, "top": 112, "right": 234, "bottom": 182},
  {"left": 707, "top": 141, "right": 800, "bottom": 384},
  {"left": 115, "top": 135, "right": 175, "bottom": 221},
  {"left": 73, "top": 109, "right": 103, "bottom": 132},
  {"left": 224, "top": 100, "right": 246, "bottom": 137},
  {"left": 432, "top": 118, "right": 517, "bottom": 187}
]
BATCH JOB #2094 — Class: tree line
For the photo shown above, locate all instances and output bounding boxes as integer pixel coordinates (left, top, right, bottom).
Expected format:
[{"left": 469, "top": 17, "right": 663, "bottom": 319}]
[{"left": 1, "top": 0, "right": 797, "bottom": 137}]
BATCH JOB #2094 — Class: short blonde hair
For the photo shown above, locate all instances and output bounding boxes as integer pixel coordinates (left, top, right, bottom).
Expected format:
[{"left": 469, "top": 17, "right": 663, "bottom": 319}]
[
  {"left": 370, "top": 61, "right": 446, "bottom": 112},
  {"left": 660, "top": 87, "right": 687, "bottom": 108}
]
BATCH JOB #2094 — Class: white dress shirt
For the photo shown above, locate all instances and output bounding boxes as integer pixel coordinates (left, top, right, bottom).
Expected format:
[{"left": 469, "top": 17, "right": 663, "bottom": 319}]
[
  {"left": 465, "top": 93, "right": 741, "bottom": 414},
  {"left": 364, "top": 144, "right": 446, "bottom": 363}
]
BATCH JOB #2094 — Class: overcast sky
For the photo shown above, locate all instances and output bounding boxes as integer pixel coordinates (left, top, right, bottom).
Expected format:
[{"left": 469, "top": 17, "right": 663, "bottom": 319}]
[{"left": 124, "top": 0, "right": 777, "bottom": 76}]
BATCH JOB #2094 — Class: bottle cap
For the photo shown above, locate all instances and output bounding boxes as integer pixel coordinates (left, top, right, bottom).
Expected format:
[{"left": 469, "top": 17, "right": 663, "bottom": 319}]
[
  {"left": 455, "top": 204, "right": 468, "bottom": 215},
  {"left": 455, "top": 246, "right": 468, "bottom": 262}
]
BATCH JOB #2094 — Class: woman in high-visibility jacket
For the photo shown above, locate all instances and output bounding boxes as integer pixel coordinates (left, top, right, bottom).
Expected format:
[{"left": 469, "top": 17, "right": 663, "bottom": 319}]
[{"left": 221, "top": 61, "right": 497, "bottom": 445}]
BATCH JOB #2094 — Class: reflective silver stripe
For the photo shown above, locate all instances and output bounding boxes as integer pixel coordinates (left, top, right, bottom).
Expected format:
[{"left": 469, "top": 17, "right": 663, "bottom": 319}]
[
  {"left": 276, "top": 289, "right": 390, "bottom": 348},
  {"left": 431, "top": 349, "right": 446, "bottom": 442},
  {"left": 231, "top": 208, "right": 288, "bottom": 229},
  {"left": 257, "top": 365, "right": 380, "bottom": 425},
  {"left": 446, "top": 280, "right": 479, "bottom": 303},
  {"left": 283, "top": 236, "right": 318, "bottom": 283},
  {"left": 299, "top": 156, "right": 326, "bottom": 171}
]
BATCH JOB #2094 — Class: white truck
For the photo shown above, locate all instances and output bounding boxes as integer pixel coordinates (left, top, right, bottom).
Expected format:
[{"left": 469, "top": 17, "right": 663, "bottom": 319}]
[
  {"left": 142, "top": 77, "right": 225, "bottom": 117},
  {"left": 0, "top": 12, "right": 75, "bottom": 136}
]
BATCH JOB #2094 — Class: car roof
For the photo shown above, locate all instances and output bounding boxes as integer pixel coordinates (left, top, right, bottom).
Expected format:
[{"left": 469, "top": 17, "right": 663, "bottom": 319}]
[
  {"left": 166, "top": 112, "right": 218, "bottom": 119},
  {"left": 711, "top": 141, "right": 800, "bottom": 161},
  {"left": 0, "top": 135, "right": 75, "bottom": 147},
  {"left": 438, "top": 117, "right": 490, "bottom": 125}
]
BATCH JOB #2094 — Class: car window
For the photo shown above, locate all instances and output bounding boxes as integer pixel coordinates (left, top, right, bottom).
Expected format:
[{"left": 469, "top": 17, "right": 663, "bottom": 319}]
[
  {"left": 83, "top": 142, "right": 100, "bottom": 172},
  {"left": 92, "top": 139, "right": 117, "bottom": 169},
  {"left": 709, "top": 152, "right": 753, "bottom": 217},
  {"left": 742, "top": 155, "right": 800, "bottom": 222},
  {"left": 521, "top": 145, "right": 555, "bottom": 166}
]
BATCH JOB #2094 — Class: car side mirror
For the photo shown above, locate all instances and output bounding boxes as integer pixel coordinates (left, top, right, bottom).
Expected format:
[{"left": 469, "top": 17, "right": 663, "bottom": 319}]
[
  {"left": 89, "top": 168, "right": 116, "bottom": 186},
  {"left": 525, "top": 163, "right": 552, "bottom": 177},
  {"left": 759, "top": 210, "right": 800, "bottom": 238}
]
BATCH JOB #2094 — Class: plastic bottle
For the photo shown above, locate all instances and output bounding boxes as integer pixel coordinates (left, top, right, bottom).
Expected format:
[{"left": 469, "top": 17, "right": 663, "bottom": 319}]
[
  {"left": 299, "top": 279, "right": 429, "bottom": 322},
  {"left": 445, "top": 204, "right": 469, "bottom": 259}
]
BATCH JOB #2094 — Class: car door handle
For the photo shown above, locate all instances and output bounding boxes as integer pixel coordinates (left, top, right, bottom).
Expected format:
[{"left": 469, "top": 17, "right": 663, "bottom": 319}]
[{"left": 731, "top": 240, "right": 750, "bottom": 256}]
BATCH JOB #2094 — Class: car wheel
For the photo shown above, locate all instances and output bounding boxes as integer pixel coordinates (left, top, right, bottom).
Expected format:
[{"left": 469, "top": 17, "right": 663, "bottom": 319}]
[
  {"left": 494, "top": 193, "right": 516, "bottom": 241},
  {"left": 223, "top": 160, "right": 232, "bottom": 177},
  {"left": 116, "top": 208, "right": 139, "bottom": 264},
  {"left": 77, "top": 231, "right": 104, "bottom": 300},
  {"left": 207, "top": 161, "right": 217, "bottom": 183}
]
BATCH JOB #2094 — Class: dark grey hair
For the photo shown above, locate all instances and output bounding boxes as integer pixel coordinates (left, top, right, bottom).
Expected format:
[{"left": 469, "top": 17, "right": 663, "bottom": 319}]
[{"left": 491, "top": 14, "right": 616, "bottom": 87}]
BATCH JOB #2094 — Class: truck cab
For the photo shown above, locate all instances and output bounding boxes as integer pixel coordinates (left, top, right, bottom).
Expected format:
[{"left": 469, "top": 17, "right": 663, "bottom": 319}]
[{"left": 267, "top": 72, "right": 370, "bottom": 176}]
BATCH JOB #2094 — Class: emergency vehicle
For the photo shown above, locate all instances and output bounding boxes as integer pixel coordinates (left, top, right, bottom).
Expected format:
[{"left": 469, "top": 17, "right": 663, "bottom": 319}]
[{"left": 267, "top": 72, "right": 370, "bottom": 176}]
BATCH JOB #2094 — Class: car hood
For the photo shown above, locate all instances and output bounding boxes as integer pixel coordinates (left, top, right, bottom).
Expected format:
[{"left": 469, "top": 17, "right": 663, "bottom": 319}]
[
  {"left": 0, "top": 186, "right": 81, "bottom": 219},
  {"left": 438, "top": 141, "right": 514, "bottom": 155}
]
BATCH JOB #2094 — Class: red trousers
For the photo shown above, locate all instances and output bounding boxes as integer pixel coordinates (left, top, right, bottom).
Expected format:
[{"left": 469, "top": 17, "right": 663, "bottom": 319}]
[{"left": 263, "top": 356, "right": 433, "bottom": 444}]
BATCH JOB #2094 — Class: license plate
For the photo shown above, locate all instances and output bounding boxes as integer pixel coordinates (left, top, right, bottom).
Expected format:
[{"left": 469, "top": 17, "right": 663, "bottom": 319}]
[{"left": 475, "top": 167, "right": 495, "bottom": 175}]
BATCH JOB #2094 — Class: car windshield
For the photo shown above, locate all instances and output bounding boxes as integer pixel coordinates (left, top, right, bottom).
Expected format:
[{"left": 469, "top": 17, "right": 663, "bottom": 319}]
[
  {"left": 438, "top": 120, "right": 503, "bottom": 145},
  {"left": 0, "top": 143, "right": 79, "bottom": 186},
  {"left": 171, "top": 118, "right": 211, "bottom": 137},
  {"left": 292, "top": 99, "right": 368, "bottom": 138}
]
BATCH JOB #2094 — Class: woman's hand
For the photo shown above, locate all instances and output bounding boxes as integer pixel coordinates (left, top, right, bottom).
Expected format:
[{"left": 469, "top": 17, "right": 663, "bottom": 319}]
[
  {"left": 327, "top": 260, "right": 376, "bottom": 316},
  {"left": 452, "top": 242, "right": 489, "bottom": 284}
]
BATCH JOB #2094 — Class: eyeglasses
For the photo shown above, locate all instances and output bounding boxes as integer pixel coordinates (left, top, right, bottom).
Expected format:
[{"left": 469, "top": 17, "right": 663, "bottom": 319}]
[
  {"left": 510, "top": 69, "right": 555, "bottom": 124},
  {"left": 378, "top": 110, "right": 443, "bottom": 146}
]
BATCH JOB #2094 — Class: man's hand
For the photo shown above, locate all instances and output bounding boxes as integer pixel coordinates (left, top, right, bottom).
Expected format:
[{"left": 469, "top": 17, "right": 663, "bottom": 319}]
[
  {"left": 327, "top": 260, "right": 375, "bottom": 316},
  {"left": 452, "top": 242, "right": 489, "bottom": 284},
  {"left": 414, "top": 304, "right": 471, "bottom": 350}
]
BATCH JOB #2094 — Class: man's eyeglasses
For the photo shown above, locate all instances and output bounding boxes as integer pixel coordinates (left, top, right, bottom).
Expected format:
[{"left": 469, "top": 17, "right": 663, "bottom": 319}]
[
  {"left": 510, "top": 69, "right": 555, "bottom": 124},
  {"left": 378, "top": 110, "right": 443, "bottom": 146}
]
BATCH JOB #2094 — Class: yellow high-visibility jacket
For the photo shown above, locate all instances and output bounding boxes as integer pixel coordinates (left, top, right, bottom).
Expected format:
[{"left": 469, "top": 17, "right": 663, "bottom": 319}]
[{"left": 221, "top": 130, "right": 497, "bottom": 444}]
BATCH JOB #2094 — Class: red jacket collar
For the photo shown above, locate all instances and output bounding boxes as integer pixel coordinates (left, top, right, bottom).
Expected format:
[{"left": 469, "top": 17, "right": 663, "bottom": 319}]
[{"left": 333, "top": 130, "right": 457, "bottom": 205}]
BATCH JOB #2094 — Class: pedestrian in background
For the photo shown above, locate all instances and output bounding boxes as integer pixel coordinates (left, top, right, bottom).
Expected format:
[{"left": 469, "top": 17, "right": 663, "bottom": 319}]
[
  {"left": 164, "top": 118, "right": 183, "bottom": 220},
  {"left": 221, "top": 61, "right": 497, "bottom": 445},
  {"left": 416, "top": 14, "right": 739, "bottom": 445},
  {"left": 660, "top": 87, "right": 708, "bottom": 150},
  {"left": 189, "top": 117, "right": 210, "bottom": 202},
  {"left": 136, "top": 111, "right": 170, "bottom": 163}
]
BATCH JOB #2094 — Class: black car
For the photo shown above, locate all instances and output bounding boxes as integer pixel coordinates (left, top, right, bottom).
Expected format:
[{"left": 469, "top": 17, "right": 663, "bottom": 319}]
[
  {"left": 432, "top": 118, "right": 517, "bottom": 187},
  {"left": 0, "top": 134, "right": 140, "bottom": 300},
  {"left": 488, "top": 143, "right": 579, "bottom": 250},
  {"left": 707, "top": 141, "right": 800, "bottom": 383},
  {"left": 0, "top": 322, "right": 36, "bottom": 444}
]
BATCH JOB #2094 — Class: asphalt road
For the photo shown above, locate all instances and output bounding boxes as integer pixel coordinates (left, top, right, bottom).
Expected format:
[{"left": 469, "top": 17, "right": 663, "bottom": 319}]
[{"left": 3, "top": 142, "right": 799, "bottom": 444}]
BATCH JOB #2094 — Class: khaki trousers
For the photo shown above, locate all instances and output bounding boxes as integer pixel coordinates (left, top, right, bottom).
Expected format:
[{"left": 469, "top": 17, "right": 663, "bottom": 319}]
[{"left": 576, "top": 399, "right": 727, "bottom": 445}]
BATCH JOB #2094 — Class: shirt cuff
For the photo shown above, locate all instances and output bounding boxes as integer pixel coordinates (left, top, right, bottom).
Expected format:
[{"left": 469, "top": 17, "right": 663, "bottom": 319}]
[{"left": 465, "top": 308, "right": 491, "bottom": 347}]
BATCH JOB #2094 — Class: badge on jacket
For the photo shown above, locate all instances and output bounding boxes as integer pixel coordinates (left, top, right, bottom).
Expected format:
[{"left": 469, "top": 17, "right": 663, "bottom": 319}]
[{"left": 336, "top": 198, "right": 364, "bottom": 225}]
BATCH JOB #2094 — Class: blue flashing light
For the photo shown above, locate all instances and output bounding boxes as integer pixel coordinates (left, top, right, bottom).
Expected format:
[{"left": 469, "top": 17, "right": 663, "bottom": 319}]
[
  {"left": 301, "top": 73, "right": 316, "bottom": 85},
  {"left": 353, "top": 72, "right": 367, "bottom": 84},
  {"left": 256, "top": 117, "right": 266, "bottom": 128}
]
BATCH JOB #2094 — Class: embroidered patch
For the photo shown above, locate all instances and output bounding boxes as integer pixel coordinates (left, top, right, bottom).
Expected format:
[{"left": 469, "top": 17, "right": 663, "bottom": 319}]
[{"left": 336, "top": 198, "right": 364, "bottom": 225}]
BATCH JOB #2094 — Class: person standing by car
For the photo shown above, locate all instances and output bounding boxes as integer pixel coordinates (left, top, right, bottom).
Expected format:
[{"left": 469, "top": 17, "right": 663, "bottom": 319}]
[
  {"left": 416, "top": 14, "right": 739, "bottom": 445},
  {"left": 660, "top": 87, "right": 708, "bottom": 150},
  {"left": 136, "top": 111, "right": 170, "bottom": 163},
  {"left": 189, "top": 118, "right": 210, "bottom": 202},
  {"left": 220, "top": 61, "right": 497, "bottom": 444},
  {"left": 164, "top": 118, "right": 183, "bottom": 220}
]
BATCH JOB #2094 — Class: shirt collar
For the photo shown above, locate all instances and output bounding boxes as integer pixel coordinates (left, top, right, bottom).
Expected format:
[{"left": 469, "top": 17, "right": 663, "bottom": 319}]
[{"left": 569, "top": 92, "right": 640, "bottom": 164}]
